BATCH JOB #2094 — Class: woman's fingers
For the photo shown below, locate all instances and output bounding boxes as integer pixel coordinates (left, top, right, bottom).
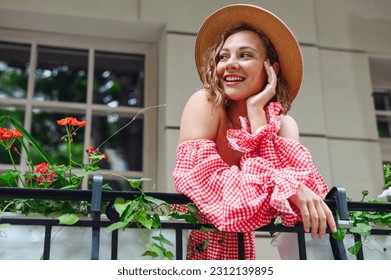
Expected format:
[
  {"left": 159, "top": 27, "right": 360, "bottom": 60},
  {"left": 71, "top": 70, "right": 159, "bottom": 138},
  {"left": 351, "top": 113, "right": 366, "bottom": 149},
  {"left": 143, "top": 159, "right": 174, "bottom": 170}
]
[{"left": 290, "top": 185, "right": 338, "bottom": 239}]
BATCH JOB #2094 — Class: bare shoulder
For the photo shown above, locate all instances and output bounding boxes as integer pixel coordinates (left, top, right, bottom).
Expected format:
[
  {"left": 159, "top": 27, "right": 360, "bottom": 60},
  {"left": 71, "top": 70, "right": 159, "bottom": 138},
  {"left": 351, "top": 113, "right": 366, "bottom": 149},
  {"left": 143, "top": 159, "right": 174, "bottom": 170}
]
[
  {"left": 278, "top": 114, "right": 300, "bottom": 141},
  {"left": 179, "top": 89, "right": 222, "bottom": 143}
]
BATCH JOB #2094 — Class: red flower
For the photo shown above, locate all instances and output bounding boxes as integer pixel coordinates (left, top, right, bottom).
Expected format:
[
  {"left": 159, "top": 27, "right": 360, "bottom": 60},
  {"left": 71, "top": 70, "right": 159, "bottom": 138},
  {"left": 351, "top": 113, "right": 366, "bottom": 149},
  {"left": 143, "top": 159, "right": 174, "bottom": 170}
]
[
  {"left": 35, "top": 162, "right": 50, "bottom": 174},
  {"left": 0, "top": 128, "right": 22, "bottom": 140},
  {"left": 57, "top": 117, "right": 86, "bottom": 127},
  {"left": 86, "top": 146, "right": 108, "bottom": 161},
  {"left": 33, "top": 162, "right": 57, "bottom": 187}
]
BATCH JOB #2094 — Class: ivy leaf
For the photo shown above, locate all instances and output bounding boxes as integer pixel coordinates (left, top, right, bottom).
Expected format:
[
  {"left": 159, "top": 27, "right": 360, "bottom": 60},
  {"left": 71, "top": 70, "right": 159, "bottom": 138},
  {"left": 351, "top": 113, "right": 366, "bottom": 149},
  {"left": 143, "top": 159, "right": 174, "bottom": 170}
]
[
  {"left": 141, "top": 250, "right": 159, "bottom": 258},
  {"left": 114, "top": 197, "right": 132, "bottom": 217},
  {"left": 187, "top": 203, "right": 198, "bottom": 213},
  {"left": 138, "top": 217, "right": 153, "bottom": 230},
  {"left": 151, "top": 213, "right": 161, "bottom": 229},
  {"left": 145, "top": 242, "right": 164, "bottom": 257},
  {"left": 0, "top": 170, "right": 21, "bottom": 181},
  {"left": 200, "top": 226, "right": 214, "bottom": 232},
  {"left": 152, "top": 233, "right": 174, "bottom": 247},
  {"left": 105, "top": 221, "right": 129, "bottom": 232},
  {"left": 348, "top": 241, "right": 362, "bottom": 256},
  {"left": 58, "top": 213, "right": 79, "bottom": 225},
  {"left": 350, "top": 223, "right": 372, "bottom": 239},
  {"left": 60, "top": 185, "right": 78, "bottom": 190},
  {"left": 163, "top": 250, "right": 174, "bottom": 260},
  {"left": 144, "top": 195, "right": 166, "bottom": 206},
  {"left": 332, "top": 226, "right": 346, "bottom": 241},
  {"left": 128, "top": 178, "right": 151, "bottom": 189}
]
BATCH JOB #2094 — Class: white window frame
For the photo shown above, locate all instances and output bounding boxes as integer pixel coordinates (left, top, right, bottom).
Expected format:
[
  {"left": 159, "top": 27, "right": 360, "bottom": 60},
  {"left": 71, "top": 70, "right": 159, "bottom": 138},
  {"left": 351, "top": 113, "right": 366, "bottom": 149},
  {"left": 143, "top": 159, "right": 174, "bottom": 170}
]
[{"left": 0, "top": 28, "right": 158, "bottom": 190}]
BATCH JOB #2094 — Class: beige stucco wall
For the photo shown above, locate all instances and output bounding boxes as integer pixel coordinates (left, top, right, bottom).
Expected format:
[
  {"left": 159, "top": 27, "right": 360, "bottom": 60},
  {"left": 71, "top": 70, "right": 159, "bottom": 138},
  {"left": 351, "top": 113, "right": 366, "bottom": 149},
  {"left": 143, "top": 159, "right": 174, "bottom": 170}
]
[{"left": 1, "top": 0, "right": 391, "bottom": 259}]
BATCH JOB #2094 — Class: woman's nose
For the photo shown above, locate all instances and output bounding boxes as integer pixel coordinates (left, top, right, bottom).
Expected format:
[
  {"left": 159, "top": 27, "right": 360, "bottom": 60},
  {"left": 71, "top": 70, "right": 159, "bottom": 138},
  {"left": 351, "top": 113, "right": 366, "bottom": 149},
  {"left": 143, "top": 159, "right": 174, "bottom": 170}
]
[{"left": 225, "top": 56, "right": 239, "bottom": 69}]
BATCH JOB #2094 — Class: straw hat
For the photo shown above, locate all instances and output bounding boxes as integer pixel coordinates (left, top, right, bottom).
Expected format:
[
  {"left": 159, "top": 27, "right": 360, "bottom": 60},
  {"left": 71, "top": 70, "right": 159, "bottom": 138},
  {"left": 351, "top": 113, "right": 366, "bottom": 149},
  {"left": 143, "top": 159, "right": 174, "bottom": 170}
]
[{"left": 195, "top": 4, "right": 303, "bottom": 100}]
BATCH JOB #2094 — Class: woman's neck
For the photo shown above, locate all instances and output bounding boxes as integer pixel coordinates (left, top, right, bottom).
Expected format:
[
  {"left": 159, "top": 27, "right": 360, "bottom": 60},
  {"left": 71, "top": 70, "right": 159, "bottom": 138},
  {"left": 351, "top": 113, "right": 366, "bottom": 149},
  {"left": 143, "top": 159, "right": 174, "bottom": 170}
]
[{"left": 226, "top": 101, "right": 247, "bottom": 129}]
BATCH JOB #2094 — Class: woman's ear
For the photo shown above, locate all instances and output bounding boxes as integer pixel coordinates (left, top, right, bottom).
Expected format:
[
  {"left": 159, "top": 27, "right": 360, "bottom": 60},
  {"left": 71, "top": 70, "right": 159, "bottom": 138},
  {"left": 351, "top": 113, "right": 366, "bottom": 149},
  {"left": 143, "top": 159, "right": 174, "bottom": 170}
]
[{"left": 272, "top": 61, "right": 280, "bottom": 76}]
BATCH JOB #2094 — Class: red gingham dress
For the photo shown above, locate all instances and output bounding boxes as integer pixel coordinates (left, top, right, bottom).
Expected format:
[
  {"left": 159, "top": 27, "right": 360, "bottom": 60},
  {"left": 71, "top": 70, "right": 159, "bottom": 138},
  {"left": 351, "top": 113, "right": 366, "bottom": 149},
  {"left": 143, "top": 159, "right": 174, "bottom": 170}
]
[{"left": 172, "top": 102, "right": 329, "bottom": 260}]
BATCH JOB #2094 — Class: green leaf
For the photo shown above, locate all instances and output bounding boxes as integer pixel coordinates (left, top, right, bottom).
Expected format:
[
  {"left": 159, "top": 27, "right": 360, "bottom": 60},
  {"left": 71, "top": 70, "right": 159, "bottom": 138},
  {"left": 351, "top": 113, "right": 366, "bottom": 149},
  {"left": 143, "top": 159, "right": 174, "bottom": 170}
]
[
  {"left": 105, "top": 221, "right": 129, "bottom": 232},
  {"left": 60, "top": 185, "right": 78, "bottom": 190},
  {"left": 145, "top": 242, "right": 164, "bottom": 257},
  {"left": 138, "top": 217, "right": 153, "bottom": 230},
  {"left": 187, "top": 203, "right": 198, "bottom": 213},
  {"left": 152, "top": 233, "right": 174, "bottom": 247},
  {"left": 144, "top": 195, "right": 166, "bottom": 206},
  {"left": 151, "top": 213, "right": 161, "bottom": 229},
  {"left": 0, "top": 223, "right": 11, "bottom": 228},
  {"left": 74, "top": 171, "right": 89, "bottom": 178},
  {"left": 141, "top": 250, "right": 159, "bottom": 258},
  {"left": 0, "top": 170, "right": 21, "bottom": 180},
  {"left": 128, "top": 178, "right": 151, "bottom": 189},
  {"left": 200, "top": 226, "right": 214, "bottom": 232},
  {"left": 350, "top": 223, "right": 372, "bottom": 239},
  {"left": 332, "top": 226, "right": 346, "bottom": 241},
  {"left": 348, "top": 241, "right": 362, "bottom": 256},
  {"left": 58, "top": 213, "right": 79, "bottom": 225},
  {"left": 0, "top": 115, "right": 53, "bottom": 164},
  {"left": 114, "top": 197, "right": 132, "bottom": 217},
  {"left": 163, "top": 250, "right": 174, "bottom": 260}
]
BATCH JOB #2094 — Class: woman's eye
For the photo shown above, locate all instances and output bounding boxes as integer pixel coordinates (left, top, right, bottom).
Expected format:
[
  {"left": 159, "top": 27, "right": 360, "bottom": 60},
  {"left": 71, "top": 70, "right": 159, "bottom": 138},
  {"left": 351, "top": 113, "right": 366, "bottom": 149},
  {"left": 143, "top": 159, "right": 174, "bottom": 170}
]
[
  {"left": 240, "top": 53, "right": 252, "bottom": 58},
  {"left": 219, "top": 54, "right": 229, "bottom": 60}
]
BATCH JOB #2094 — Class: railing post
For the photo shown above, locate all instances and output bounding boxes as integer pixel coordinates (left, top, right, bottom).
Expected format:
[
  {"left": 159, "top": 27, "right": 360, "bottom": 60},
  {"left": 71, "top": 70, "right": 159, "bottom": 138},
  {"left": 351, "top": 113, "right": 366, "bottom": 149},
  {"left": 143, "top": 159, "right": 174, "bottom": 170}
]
[
  {"left": 325, "top": 186, "right": 350, "bottom": 260},
  {"left": 91, "top": 175, "right": 103, "bottom": 260}
]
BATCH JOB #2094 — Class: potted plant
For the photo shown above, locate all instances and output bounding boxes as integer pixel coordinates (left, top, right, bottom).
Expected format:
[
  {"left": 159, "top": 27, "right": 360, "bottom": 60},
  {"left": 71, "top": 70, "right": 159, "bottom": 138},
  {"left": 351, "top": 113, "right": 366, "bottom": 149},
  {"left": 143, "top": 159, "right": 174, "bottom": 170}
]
[{"left": 0, "top": 110, "right": 197, "bottom": 260}]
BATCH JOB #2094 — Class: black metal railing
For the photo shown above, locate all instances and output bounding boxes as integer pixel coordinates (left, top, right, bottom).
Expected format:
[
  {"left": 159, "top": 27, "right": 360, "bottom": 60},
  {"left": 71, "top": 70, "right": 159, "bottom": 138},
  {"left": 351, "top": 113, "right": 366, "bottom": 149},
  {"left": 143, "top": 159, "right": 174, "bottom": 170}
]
[{"left": 0, "top": 175, "right": 389, "bottom": 260}]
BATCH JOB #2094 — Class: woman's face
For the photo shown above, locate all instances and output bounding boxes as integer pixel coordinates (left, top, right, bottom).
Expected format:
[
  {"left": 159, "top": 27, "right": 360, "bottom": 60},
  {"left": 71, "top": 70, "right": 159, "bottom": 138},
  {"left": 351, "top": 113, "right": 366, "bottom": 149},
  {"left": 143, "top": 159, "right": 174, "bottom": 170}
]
[{"left": 216, "top": 30, "right": 268, "bottom": 102}]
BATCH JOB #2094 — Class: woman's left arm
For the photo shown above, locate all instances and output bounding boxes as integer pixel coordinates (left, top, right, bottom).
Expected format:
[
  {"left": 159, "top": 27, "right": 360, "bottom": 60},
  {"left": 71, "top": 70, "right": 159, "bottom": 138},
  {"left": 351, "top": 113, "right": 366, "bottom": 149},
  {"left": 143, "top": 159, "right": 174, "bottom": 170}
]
[{"left": 279, "top": 114, "right": 337, "bottom": 239}]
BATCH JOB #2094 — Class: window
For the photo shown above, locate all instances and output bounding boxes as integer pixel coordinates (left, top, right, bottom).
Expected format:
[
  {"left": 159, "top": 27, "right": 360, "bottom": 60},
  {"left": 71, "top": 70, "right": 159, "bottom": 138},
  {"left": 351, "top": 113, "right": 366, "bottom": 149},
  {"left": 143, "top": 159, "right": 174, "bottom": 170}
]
[
  {"left": 0, "top": 32, "right": 157, "bottom": 190},
  {"left": 373, "top": 89, "right": 391, "bottom": 138}
]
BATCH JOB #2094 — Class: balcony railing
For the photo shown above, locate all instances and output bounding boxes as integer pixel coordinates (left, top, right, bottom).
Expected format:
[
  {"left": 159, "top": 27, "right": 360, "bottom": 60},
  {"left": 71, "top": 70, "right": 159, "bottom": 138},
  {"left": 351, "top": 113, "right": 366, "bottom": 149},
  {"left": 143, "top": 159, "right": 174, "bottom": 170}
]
[{"left": 0, "top": 175, "right": 390, "bottom": 260}]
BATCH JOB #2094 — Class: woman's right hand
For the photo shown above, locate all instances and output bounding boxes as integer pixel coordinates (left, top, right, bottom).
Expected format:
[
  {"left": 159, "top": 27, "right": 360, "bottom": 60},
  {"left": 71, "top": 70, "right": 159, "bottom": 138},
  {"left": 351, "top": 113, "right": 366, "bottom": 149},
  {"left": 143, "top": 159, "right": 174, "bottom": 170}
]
[
  {"left": 246, "top": 60, "right": 278, "bottom": 133},
  {"left": 246, "top": 59, "right": 277, "bottom": 109},
  {"left": 288, "top": 185, "right": 338, "bottom": 239}
]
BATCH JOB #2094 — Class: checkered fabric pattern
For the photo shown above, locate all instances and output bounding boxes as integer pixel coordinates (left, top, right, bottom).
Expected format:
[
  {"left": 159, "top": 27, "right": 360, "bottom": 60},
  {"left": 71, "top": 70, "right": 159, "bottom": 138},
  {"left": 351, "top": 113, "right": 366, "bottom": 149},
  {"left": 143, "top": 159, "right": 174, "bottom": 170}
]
[{"left": 172, "top": 102, "right": 329, "bottom": 260}]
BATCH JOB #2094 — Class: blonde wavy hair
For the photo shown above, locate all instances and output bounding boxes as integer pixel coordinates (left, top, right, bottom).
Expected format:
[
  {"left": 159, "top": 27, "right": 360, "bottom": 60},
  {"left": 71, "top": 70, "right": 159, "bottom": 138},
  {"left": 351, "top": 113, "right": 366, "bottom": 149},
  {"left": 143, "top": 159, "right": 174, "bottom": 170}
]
[{"left": 199, "top": 24, "right": 292, "bottom": 115}]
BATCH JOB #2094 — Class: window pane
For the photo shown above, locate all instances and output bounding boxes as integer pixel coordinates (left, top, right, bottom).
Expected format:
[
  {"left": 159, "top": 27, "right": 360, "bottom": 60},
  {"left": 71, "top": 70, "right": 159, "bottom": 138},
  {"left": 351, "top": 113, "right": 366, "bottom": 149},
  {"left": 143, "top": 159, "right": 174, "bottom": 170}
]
[
  {"left": 0, "top": 107, "right": 25, "bottom": 165},
  {"left": 373, "top": 90, "right": 391, "bottom": 111},
  {"left": 30, "top": 110, "right": 85, "bottom": 165},
  {"left": 0, "top": 41, "right": 30, "bottom": 99},
  {"left": 94, "top": 51, "right": 144, "bottom": 107},
  {"left": 377, "top": 116, "right": 391, "bottom": 138},
  {"left": 90, "top": 115, "right": 143, "bottom": 172},
  {"left": 35, "top": 46, "right": 88, "bottom": 102}
]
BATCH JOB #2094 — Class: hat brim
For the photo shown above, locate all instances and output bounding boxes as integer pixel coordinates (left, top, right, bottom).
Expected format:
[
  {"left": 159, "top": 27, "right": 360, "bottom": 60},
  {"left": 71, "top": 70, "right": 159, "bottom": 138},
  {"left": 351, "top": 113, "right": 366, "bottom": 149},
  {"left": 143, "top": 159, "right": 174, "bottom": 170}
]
[{"left": 195, "top": 4, "right": 303, "bottom": 101}]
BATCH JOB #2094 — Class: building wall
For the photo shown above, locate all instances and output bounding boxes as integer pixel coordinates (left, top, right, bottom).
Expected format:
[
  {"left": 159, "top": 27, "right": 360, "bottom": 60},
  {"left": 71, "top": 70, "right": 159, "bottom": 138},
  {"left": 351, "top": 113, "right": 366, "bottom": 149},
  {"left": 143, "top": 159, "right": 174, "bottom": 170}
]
[{"left": 1, "top": 0, "right": 391, "bottom": 259}]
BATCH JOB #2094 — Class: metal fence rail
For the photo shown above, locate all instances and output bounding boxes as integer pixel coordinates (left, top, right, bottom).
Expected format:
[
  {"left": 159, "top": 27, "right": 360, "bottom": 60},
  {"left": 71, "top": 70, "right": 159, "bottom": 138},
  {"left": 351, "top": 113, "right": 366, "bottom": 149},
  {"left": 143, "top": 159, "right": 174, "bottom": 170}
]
[{"left": 0, "top": 175, "right": 389, "bottom": 260}]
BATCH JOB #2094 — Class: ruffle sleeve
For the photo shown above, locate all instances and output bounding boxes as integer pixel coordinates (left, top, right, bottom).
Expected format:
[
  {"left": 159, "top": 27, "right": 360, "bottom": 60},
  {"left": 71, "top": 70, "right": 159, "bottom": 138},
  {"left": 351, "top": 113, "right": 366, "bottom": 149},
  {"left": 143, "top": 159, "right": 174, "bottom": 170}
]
[
  {"left": 173, "top": 102, "right": 329, "bottom": 232},
  {"left": 227, "top": 102, "right": 329, "bottom": 225}
]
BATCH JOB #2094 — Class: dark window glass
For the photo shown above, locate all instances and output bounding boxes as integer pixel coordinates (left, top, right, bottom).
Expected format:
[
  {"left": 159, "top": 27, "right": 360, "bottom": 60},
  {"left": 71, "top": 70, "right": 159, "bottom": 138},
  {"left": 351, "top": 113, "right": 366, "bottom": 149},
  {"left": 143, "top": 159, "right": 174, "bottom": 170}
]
[
  {"left": 90, "top": 115, "right": 143, "bottom": 172},
  {"left": 373, "top": 90, "right": 391, "bottom": 111},
  {"left": 30, "top": 110, "right": 85, "bottom": 165},
  {"left": 0, "top": 41, "right": 30, "bottom": 99},
  {"left": 35, "top": 46, "right": 88, "bottom": 102},
  {"left": 377, "top": 116, "right": 391, "bottom": 138},
  {"left": 94, "top": 51, "right": 144, "bottom": 107}
]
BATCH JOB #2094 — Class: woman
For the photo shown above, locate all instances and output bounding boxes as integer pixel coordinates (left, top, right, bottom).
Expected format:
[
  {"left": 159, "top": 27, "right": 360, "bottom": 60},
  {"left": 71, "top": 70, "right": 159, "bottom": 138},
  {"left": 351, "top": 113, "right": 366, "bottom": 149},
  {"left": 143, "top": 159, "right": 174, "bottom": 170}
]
[{"left": 173, "top": 4, "right": 337, "bottom": 260}]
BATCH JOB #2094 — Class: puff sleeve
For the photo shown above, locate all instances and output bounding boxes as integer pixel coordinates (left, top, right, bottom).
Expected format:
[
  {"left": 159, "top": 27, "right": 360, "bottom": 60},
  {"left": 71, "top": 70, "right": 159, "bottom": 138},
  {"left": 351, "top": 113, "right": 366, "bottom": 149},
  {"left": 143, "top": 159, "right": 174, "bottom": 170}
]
[{"left": 172, "top": 102, "right": 329, "bottom": 232}]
